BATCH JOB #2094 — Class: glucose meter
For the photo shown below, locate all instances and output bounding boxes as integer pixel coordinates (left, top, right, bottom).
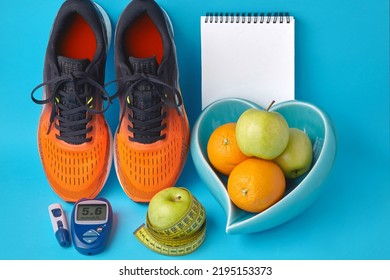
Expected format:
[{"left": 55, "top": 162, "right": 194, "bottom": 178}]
[{"left": 71, "top": 198, "right": 113, "bottom": 255}]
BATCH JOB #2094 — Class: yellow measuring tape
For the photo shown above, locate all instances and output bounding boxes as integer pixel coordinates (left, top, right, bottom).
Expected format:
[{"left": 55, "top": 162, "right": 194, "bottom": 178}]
[{"left": 134, "top": 193, "right": 206, "bottom": 256}]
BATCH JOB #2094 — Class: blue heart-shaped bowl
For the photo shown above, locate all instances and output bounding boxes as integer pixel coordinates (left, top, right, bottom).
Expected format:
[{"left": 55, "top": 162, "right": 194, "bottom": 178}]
[{"left": 190, "top": 98, "right": 337, "bottom": 234}]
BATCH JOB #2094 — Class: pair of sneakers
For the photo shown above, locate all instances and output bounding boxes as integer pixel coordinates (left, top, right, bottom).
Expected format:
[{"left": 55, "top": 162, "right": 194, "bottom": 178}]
[{"left": 31, "top": 0, "right": 190, "bottom": 203}]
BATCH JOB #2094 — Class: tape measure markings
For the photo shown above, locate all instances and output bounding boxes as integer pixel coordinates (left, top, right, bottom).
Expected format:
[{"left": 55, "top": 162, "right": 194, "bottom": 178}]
[
  {"left": 134, "top": 192, "right": 207, "bottom": 256},
  {"left": 146, "top": 196, "right": 205, "bottom": 239},
  {"left": 134, "top": 222, "right": 206, "bottom": 256}
]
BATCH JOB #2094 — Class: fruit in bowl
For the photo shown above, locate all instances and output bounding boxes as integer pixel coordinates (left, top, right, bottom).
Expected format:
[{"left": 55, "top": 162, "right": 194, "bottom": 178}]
[
  {"left": 207, "top": 122, "right": 249, "bottom": 176},
  {"left": 236, "top": 102, "right": 290, "bottom": 160},
  {"left": 227, "top": 158, "right": 286, "bottom": 213},
  {"left": 274, "top": 128, "right": 313, "bottom": 179},
  {"left": 190, "top": 98, "right": 337, "bottom": 234},
  {"left": 207, "top": 101, "right": 313, "bottom": 215}
]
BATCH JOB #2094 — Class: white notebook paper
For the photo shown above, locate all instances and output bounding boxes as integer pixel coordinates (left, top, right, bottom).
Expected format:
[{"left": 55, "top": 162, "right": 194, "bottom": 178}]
[{"left": 201, "top": 13, "right": 295, "bottom": 109}]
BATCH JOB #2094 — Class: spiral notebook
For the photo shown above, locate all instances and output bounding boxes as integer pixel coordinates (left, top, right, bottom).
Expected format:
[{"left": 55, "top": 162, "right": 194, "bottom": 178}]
[{"left": 201, "top": 12, "right": 295, "bottom": 109}]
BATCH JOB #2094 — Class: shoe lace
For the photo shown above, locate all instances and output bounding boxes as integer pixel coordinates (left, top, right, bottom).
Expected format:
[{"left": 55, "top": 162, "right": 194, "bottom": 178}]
[
  {"left": 31, "top": 72, "right": 111, "bottom": 144},
  {"left": 108, "top": 73, "right": 183, "bottom": 144}
]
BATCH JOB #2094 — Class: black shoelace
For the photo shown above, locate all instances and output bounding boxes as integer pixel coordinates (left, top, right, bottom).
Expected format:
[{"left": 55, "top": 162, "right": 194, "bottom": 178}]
[
  {"left": 108, "top": 73, "right": 183, "bottom": 144},
  {"left": 31, "top": 72, "right": 110, "bottom": 144}
]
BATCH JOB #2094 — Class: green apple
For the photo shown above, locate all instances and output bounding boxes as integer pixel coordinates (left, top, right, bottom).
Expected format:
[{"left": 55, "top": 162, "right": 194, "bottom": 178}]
[
  {"left": 147, "top": 187, "right": 191, "bottom": 229},
  {"left": 273, "top": 128, "right": 313, "bottom": 179},
  {"left": 236, "top": 107, "right": 289, "bottom": 160}
]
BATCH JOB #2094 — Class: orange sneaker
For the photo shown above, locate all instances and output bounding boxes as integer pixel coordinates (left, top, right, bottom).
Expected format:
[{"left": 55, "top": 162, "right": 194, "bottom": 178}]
[
  {"left": 111, "top": 0, "right": 190, "bottom": 202},
  {"left": 31, "top": 0, "right": 113, "bottom": 202}
]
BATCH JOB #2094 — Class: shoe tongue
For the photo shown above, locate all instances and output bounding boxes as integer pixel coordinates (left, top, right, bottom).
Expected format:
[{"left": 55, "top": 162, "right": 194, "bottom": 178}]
[
  {"left": 57, "top": 56, "right": 90, "bottom": 74},
  {"left": 128, "top": 56, "right": 162, "bottom": 143},
  {"left": 128, "top": 56, "right": 160, "bottom": 109},
  {"left": 56, "top": 56, "right": 91, "bottom": 145},
  {"left": 56, "top": 56, "right": 90, "bottom": 104},
  {"left": 128, "top": 56, "right": 158, "bottom": 75}
]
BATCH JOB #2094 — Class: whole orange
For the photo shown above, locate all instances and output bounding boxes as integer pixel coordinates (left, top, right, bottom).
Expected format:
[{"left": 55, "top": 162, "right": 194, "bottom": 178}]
[
  {"left": 227, "top": 158, "right": 286, "bottom": 213},
  {"left": 207, "top": 122, "right": 249, "bottom": 176}
]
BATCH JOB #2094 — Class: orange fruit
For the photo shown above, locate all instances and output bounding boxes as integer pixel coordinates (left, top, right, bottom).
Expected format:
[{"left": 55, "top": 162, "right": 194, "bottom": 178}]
[
  {"left": 227, "top": 158, "right": 286, "bottom": 213},
  {"left": 207, "top": 122, "right": 249, "bottom": 176}
]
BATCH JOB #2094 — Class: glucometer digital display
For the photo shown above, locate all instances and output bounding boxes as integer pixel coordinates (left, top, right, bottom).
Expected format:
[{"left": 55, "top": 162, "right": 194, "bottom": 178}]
[
  {"left": 76, "top": 204, "right": 108, "bottom": 222},
  {"left": 71, "top": 198, "right": 113, "bottom": 255}
]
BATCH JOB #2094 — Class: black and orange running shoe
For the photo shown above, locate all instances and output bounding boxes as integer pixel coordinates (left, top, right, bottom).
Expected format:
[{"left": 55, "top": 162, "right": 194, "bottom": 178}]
[
  {"left": 111, "top": 0, "right": 190, "bottom": 202},
  {"left": 31, "top": 0, "right": 112, "bottom": 202}
]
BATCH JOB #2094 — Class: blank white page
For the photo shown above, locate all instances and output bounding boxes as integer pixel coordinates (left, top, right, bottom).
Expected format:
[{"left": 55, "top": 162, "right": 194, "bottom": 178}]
[{"left": 201, "top": 14, "right": 295, "bottom": 109}]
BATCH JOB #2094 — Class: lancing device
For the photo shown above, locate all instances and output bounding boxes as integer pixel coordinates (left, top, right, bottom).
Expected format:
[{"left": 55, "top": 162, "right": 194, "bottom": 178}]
[{"left": 48, "top": 203, "right": 71, "bottom": 247}]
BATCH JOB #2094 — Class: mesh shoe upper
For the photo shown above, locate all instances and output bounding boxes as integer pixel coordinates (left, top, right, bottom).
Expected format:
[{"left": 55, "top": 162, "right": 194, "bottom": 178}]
[
  {"left": 31, "top": 0, "right": 112, "bottom": 202},
  {"left": 113, "top": 0, "right": 190, "bottom": 202}
]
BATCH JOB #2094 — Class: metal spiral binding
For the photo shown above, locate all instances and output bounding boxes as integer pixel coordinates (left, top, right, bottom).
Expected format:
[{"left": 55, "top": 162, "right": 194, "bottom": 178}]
[{"left": 205, "top": 12, "right": 291, "bottom": 24}]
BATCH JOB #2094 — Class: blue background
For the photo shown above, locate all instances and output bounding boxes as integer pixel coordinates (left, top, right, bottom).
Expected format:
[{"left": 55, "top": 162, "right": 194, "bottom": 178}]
[{"left": 0, "top": 0, "right": 389, "bottom": 260}]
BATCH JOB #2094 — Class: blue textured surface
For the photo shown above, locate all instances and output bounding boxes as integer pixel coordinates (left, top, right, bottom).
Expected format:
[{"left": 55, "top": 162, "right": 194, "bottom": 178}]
[{"left": 0, "top": 0, "right": 389, "bottom": 259}]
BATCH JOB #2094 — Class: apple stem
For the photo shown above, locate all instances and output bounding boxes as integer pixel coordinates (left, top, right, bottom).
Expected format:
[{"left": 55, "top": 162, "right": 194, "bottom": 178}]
[
  {"left": 174, "top": 195, "right": 182, "bottom": 202},
  {"left": 266, "top": 100, "right": 276, "bottom": 112}
]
